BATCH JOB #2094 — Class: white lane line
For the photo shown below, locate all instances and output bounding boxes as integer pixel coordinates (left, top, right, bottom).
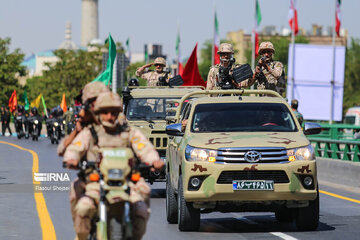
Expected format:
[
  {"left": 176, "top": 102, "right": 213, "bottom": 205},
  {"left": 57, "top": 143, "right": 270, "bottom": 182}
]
[{"left": 270, "top": 232, "right": 298, "bottom": 240}]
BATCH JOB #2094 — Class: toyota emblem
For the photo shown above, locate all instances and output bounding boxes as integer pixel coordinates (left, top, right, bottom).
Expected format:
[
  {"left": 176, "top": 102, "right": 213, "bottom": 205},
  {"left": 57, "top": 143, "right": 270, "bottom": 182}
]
[{"left": 244, "top": 151, "right": 262, "bottom": 163}]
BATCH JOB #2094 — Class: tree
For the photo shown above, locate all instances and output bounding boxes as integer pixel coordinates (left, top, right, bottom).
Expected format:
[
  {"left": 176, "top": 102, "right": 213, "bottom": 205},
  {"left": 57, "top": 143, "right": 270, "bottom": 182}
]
[
  {"left": 0, "top": 37, "right": 26, "bottom": 106},
  {"left": 125, "top": 61, "right": 148, "bottom": 86},
  {"left": 343, "top": 38, "right": 360, "bottom": 112}
]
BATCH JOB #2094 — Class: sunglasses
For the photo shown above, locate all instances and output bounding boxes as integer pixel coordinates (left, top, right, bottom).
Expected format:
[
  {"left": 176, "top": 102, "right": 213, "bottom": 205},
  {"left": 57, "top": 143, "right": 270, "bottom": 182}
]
[{"left": 155, "top": 64, "right": 164, "bottom": 67}]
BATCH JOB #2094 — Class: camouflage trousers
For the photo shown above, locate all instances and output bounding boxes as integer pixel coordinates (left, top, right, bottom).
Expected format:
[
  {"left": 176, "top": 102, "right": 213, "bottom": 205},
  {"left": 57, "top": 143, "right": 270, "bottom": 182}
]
[{"left": 70, "top": 177, "right": 151, "bottom": 240}]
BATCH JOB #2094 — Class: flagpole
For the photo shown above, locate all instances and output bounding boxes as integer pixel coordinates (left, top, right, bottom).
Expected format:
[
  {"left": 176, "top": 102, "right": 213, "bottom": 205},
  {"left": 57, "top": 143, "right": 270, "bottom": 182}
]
[
  {"left": 212, "top": 1, "right": 215, "bottom": 66},
  {"left": 290, "top": 1, "right": 296, "bottom": 101},
  {"left": 330, "top": 0, "right": 337, "bottom": 124},
  {"left": 251, "top": 0, "right": 256, "bottom": 90},
  {"left": 112, "top": 54, "right": 117, "bottom": 93}
]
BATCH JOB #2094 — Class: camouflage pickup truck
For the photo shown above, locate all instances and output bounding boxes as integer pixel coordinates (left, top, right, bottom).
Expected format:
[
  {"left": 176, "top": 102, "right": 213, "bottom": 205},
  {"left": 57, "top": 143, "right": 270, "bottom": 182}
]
[
  {"left": 122, "top": 86, "right": 204, "bottom": 183},
  {"left": 165, "top": 89, "right": 322, "bottom": 231}
]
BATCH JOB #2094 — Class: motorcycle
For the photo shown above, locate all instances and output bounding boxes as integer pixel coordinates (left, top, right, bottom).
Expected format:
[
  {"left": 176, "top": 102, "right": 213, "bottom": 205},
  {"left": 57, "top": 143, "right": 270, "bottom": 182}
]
[
  {"left": 15, "top": 114, "right": 29, "bottom": 139},
  {"left": 47, "top": 118, "right": 62, "bottom": 144},
  {"left": 28, "top": 116, "right": 42, "bottom": 141},
  {"left": 73, "top": 147, "right": 149, "bottom": 240}
]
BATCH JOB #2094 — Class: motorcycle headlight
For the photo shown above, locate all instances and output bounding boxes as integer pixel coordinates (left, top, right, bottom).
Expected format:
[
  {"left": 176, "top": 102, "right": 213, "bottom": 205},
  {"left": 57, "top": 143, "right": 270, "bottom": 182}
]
[
  {"left": 34, "top": 120, "right": 38, "bottom": 124},
  {"left": 185, "top": 145, "right": 217, "bottom": 162},
  {"left": 108, "top": 169, "right": 123, "bottom": 179},
  {"left": 287, "top": 145, "right": 315, "bottom": 161},
  {"left": 63, "top": 120, "right": 66, "bottom": 125},
  {"left": 54, "top": 122, "right": 59, "bottom": 126}
]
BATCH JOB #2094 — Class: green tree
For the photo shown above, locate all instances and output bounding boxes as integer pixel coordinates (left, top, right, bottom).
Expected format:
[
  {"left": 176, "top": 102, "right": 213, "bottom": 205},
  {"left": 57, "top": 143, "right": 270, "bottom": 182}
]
[
  {"left": 125, "top": 61, "right": 148, "bottom": 86},
  {"left": 0, "top": 37, "right": 26, "bottom": 105},
  {"left": 343, "top": 38, "right": 360, "bottom": 112}
]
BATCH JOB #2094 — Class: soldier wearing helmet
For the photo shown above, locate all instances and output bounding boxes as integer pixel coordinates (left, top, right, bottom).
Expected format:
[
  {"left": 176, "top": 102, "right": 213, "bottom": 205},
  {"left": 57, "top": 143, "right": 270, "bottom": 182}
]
[
  {"left": 207, "top": 43, "right": 254, "bottom": 90},
  {"left": 136, "top": 57, "right": 171, "bottom": 86},
  {"left": 63, "top": 92, "right": 163, "bottom": 240},
  {"left": 291, "top": 99, "right": 303, "bottom": 126},
  {"left": 253, "top": 41, "right": 285, "bottom": 94}
]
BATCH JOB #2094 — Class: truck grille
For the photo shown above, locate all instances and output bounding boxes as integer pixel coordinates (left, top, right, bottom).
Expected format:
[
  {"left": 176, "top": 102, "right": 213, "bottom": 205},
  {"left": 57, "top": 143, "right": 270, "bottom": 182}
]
[
  {"left": 149, "top": 137, "right": 168, "bottom": 148},
  {"left": 217, "top": 170, "right": 289, "bottom": 184},
  {"left": 216, "top": 147, "right": 288, "bottom": 163}
]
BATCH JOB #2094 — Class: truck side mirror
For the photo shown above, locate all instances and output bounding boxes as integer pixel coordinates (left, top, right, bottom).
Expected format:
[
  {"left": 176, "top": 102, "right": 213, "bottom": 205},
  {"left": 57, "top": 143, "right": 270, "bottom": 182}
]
[
  {"left": 166, "top": 123, "right": 184, "bottom": 136},
  {"left": 303, "top": 122, "right": 322, "bottom": 135}
]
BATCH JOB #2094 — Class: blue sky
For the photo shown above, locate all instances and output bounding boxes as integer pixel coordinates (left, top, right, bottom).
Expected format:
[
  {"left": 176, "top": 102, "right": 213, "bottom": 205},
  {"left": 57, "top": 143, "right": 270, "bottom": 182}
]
[{"left": 1, "top": 0, "right": 359, "bottom": 61}]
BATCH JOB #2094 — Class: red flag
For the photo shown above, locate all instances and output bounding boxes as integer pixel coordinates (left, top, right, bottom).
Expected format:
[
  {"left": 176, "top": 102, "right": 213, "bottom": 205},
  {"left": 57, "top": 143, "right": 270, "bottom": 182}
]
[
  {"left": 213, "top": 11, "right": 220, "bottom": 65},
  {"left": 335, "top": 0, "right": 341, "bottom": 37},
  {"left": 288, "top": 0, "right": 299, "bottom": 35},
  {"left": 60, "top": 93, "right": 67, "bottom": 113},
  {"left": 182, "top": 43, "right": 205, "bottom": 87},
  {"left": 8, "top": 90, "right": 17, "bottom": 113}
]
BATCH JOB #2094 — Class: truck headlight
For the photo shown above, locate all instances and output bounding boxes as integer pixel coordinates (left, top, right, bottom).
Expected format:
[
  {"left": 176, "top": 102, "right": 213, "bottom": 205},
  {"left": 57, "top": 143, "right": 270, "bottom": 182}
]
[
  {"left": 108, "top": 169, "right": 123, "bottom": 179},
  {"left": 185, "top": 145, "right": 217, "bottom": 162},
  {"left": 287, "top": 145, "right": 315, "bottom": 161}
]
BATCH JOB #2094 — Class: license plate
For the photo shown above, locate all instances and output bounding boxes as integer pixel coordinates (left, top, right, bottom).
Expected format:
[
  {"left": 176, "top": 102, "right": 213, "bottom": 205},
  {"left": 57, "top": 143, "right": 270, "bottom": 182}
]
[{"left": 233, "top": 180, "right": 274, "bottom": 191}]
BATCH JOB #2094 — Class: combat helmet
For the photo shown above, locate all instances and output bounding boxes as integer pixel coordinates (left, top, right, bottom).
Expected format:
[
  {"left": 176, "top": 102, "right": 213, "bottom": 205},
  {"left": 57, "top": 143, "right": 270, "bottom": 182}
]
[
  {"left": 94, "top": 92, "right": 123, "bottom": 114},
  {"left": 154, "top": 57, "right": 166, "bottom": 66},
  {"left": 128, "top": 78, "right": 139, "bottom": 86},
  {"left": 258, "top": 42, "right": 275, "bottom": 55},
  {"left": 217, "top": 43, "right": 234, "bottom": 54},
  {"left": 31, "top": 107, "right": 38, "bottom": 115},
  {"left": 82, "top": 81, "right": 109, "bottom": 104}
]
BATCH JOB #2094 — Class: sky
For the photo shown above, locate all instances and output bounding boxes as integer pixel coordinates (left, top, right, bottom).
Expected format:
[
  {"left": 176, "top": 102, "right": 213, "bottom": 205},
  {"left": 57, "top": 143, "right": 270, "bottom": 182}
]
[{"left": 1, "top": 0, "right": 359, "bottom": 62}]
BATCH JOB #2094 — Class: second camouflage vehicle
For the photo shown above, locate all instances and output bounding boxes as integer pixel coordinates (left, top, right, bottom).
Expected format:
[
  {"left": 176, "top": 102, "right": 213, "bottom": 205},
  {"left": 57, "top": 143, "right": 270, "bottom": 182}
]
[
  {"left": 122, "top": 86, "right": 204, "bottom": 183},
  {"left": 165, "top": 89, "right": 322, "bottom": 231}
]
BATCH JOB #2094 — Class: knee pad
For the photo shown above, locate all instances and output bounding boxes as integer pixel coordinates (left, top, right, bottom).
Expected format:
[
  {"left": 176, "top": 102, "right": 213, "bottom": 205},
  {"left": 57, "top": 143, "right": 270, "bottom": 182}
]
[{"left": 75, "top": 196, "right": 96, "bottom": 218}]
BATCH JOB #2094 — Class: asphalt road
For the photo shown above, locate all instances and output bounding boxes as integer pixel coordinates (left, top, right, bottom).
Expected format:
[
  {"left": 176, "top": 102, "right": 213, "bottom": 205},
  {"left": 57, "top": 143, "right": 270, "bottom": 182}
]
[{"left": 0, "top": 136, "right": 359, "bottom": 240}]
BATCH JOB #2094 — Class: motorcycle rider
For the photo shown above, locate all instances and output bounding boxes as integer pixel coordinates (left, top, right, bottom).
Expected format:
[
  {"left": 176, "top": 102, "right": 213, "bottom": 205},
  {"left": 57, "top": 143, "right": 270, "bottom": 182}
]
[
  {"left": 14, "top": 105, "right": 27, "bottom": 138},
  {"left": 28, "top": 107, "right": 42, "bottom": 138},
  {"left": 63, "top": 91, "right": 163, "bottom": 240}
]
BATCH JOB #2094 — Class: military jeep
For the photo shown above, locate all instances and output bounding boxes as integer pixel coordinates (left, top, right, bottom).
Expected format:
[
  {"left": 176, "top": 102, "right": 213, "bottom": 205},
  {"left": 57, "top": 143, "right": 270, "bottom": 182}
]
[
  {"left": 165, "top": 89, "right": 322, "bottom": 231},
  {"left": 122, "top": 86, "right": 204, "bottom": 183}
]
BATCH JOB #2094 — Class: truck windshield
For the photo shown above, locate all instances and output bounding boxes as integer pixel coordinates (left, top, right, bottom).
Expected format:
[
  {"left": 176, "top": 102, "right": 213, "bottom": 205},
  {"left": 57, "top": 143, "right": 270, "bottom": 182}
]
[
  {"left": 344, "top": 116, "right": 355, "bottom": 125},
  {"left": 191, "top": 103, "right": 297, "bottom": 132}
]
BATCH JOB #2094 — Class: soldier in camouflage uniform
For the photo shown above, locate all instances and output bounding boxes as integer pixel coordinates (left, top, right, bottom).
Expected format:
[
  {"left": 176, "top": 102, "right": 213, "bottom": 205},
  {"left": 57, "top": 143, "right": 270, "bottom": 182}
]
[
  {"left": 253, "top": 41, "right": 285, "bottom": 94},
  {"left": 291, "top": 99, "right": 304, "bottom": 126},
  {"left": 136, "top": 57, "right": 171, "bottom": 86},
  {"left": 63, "top": 92, "right": 163, "bottom": 240},
  {"left": 207, "top": 43, "right": 255, "bottom": 90}
]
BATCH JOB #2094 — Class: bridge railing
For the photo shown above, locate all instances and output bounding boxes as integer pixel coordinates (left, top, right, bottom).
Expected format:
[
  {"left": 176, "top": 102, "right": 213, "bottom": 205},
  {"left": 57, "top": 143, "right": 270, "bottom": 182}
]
[{"left": 310, "top": 123, "right": 360, "bottom": 141}]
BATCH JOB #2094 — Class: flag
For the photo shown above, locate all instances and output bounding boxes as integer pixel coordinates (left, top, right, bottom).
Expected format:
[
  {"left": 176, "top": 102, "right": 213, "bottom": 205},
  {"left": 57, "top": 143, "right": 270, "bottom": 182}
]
[
  {"left": 60, "top": 93, "right": 67, "bottom": 113},
  {"left": 335, "top": 0, "right": 341, "bottom": 37},
  {"left": 31, "top": 94, "right": 42, "bottom": 108},
  {"left": 288, "top": 0, "right": 299, "bottom": 35},
  {"left": 92, "top": 33, "right": 117, "bottom": 86},
  {"left": 213, "top": 11, "right": 220, "bottom": 65},
  {"left": 254, "top": 0, "right": 262, "bottom": 58},
  {"left": 144, "top": 44, "right": 148, "bottom": 63},
  {"left": 126, "top": 37, "right": 131, "bottom": 62},
  {"left": 176, "top": 29, "right": 184, "bottom": 76},
  {"left": 41, "top": 96, "right": 48, "bottom": 117},
  {"left": 181, "top": 43, "right": 206, "bottom": 87},
  {"left": 8, "top": 90, "right": 17, "bottom": 113},
  {"left": 22, "top": 90, "right": 30, "bottom": 111}
]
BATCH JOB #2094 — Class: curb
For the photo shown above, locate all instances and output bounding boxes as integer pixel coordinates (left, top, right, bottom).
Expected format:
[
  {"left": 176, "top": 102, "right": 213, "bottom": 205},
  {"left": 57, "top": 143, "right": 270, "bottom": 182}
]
[{"left": 317, "top": 157, "right": 360, "bottom": 190}]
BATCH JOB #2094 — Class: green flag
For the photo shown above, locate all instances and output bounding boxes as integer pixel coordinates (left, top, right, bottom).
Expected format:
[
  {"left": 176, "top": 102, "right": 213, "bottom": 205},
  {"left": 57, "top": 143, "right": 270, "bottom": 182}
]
[
  {"left": 41, "top": 95, "right": 48, "bottom": 117},
  {"left": 92, "top": 33, "right": 117, "bottom": 86},
  {"left": 22, "top": 90, "right": 30, "bottom": 111}
]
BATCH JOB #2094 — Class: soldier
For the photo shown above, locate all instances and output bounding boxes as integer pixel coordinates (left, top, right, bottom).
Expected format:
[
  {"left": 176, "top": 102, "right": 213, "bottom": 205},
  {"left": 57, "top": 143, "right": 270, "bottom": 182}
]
[
  {"left": 207, "top": 43, "right": 255, "bottom": 90},
  {"left": 2, "top": 107, "right": 12, "bottom": 136},
  {"left": 253, "top": 41, "right": 285, "bottom": 94},
  {"left": 63, "top": 92, "right": 163, "bottom": 240},
  {"left": 291, "top": 99, "right": 304, "bottom": 126},
  {"left": 57, "top": 81, "right": 109, "bottom": 157},
  {"left": 135, "top": 57, "right": 171, "bottom": 86}
]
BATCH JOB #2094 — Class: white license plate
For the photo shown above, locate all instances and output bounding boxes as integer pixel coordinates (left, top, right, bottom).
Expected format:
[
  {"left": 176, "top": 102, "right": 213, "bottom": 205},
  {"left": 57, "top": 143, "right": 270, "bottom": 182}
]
[{"left": 233, "top": 180, "right": 274, "bottom": 190}]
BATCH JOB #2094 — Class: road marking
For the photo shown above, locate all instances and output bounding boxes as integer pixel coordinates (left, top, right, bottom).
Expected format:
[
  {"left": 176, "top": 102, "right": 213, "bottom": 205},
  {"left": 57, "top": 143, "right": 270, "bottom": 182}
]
[
  {"left": 0, "top": 141, "right": 56, "bottom": 240},
  {"left": 320, "top": 189, "right": 360, "bottom": 204},
  {"left": 270, "top": 232, "right": 298, "bottom": 240}
]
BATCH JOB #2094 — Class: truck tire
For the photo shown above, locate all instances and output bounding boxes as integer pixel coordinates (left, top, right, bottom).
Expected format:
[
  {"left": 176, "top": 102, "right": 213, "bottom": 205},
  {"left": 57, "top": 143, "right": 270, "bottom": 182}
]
[
  {"left": 166, "top": 173, "right": 178, "bottom": 224},
  {"left": 177, "top": 176, "right": 200, "bottom": 231},
  {"left": 296, "top": 189, "right": 319, "bottom": 231}
]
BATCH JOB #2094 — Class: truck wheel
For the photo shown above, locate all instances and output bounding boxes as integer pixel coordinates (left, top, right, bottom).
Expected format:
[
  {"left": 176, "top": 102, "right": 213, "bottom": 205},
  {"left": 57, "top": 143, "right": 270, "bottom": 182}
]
[
  {"left": 296, "top": 189, "right": 319, "bottom": 231},
  {"left": 275, "top": 206, "right": 294, "bottom": 222},
  {"left": 177, "top": 177, "right": 200, "bottom": 231},
  {"left": 166, "top": 173, "right": 178, "bottom": 224}
]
